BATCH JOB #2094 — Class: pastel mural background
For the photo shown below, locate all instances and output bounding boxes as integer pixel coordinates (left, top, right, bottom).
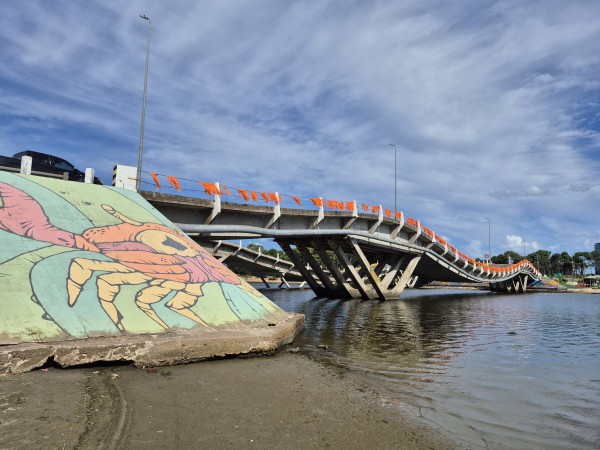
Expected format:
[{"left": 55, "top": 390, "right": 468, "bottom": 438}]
[{"left": 0, "top": 172, "right": 283, "bottom": 344}]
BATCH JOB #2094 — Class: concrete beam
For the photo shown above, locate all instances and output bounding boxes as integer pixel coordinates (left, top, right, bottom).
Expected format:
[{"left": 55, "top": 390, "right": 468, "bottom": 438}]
[
  {"left": 348, "top": 239, "right": 386, "bottom": 300},
  {"left": 278, "top": 241, "right": 328, "bottom": 297},
  {"left": 309, "top": 239, "right": 357, "bottom": 298},
  {"left": 331, "top": 241, "right": 370, "bottom": 299},
  {"left": 296, "top": 243, "right": 340, "bottom": 296},
  {"left": 390, "top": 255, "right": 421, "bottom": 296}
]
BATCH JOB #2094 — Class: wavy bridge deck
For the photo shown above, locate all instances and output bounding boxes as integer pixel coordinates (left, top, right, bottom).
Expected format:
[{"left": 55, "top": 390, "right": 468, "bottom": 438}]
[{"left": 142, "top": 191, "right": 541, "bottom": 300}]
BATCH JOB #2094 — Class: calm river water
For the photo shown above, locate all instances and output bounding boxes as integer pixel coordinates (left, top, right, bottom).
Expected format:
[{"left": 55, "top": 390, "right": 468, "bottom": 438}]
[{"left": 261, "top": 287, "right": 600, "bottom": 449}]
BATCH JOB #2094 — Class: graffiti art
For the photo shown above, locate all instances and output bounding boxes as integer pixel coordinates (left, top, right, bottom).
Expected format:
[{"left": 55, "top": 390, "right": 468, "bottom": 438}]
[{"left": 0, "top": 173, "right": 281, "bottom": 344}]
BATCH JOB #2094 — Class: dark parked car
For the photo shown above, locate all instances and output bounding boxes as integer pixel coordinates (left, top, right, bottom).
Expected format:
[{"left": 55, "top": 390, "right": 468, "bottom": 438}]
[{"left": 11, "top": 150, "right": 102, "bottom": 184}]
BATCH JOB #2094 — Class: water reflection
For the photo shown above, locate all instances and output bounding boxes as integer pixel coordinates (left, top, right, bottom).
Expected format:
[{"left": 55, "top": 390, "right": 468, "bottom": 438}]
[{"left": 263, "top": 287, "right": 600, "bottom": 449}]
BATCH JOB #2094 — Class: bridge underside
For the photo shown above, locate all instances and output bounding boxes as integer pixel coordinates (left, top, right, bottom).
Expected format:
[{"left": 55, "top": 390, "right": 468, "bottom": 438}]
[{"left": 272, "top": 236, "right": 532, "bottom": 300}]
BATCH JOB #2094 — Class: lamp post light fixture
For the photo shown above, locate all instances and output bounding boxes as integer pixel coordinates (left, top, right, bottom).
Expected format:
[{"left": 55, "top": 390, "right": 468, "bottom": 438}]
[
  {"left": 136, "top": 14, "right": 152, "bottom": 192},
  {"left": 388, "top": 144, "right": 397, "bottom": 214},
  {"left": 484, "top": 217, "right": 491, "bottom": 263}
]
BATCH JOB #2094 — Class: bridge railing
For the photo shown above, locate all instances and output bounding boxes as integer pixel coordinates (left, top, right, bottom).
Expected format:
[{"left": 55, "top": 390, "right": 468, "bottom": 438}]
[{"left": 139, "top": 170, "right": 542, "bottom": 279}]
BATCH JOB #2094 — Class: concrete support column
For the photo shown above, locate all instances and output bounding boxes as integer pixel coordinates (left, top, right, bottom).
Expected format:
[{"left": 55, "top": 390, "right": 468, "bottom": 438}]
[
  {"left": 278, "top": 241, "right": 328, "bottom": 297},
  {"left": 330, "top": 241, "right": 370, "bottom": 299},
  {"left": 348, "top": 239, "right": 386, "bottom": 300},
  {"left": 260, "top": 277, "right": 271, "bottom": 288},
  {"left": 391, "top": 255, "right": 422, "bottom": 296},
  {"left": 379, "top": 254, "right": 407, "bottom": 291},
  {"left": 278, "top": 276, "right": 290, "bottom": 289},
  {"left": 296, "top": 243, "right": 342, "bottom": 297},
  {"left": 309, "top": 239, "right": 357, "bottom": 298}
]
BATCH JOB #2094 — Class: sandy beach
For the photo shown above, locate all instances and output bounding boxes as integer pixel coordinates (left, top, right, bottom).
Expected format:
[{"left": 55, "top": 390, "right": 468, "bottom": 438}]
[{"left": 0, "top": 351, "right": 453, "bottom": 449}]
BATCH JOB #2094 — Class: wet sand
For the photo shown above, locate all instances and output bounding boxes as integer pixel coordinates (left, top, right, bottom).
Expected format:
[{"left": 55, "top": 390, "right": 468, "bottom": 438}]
[{"left": 0, "top": 352, "right": 452, "bottom": 449}]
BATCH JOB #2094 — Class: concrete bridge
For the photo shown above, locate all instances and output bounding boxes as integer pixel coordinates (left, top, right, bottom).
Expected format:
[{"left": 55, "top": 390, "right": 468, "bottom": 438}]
[{"left": 140, "top": 190, "right": 541, "bottom": 300}]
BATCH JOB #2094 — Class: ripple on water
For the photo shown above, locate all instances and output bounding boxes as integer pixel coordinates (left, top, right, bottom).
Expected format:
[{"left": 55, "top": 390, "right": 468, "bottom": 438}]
[{"left": 264, "top": 288, "right": 600, "bottom": 449}]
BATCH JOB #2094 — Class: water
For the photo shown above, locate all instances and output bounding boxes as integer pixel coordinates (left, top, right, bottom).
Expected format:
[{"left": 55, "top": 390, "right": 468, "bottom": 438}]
[{"left": 262, "top": 287, "right": 600, "bottom": 449}]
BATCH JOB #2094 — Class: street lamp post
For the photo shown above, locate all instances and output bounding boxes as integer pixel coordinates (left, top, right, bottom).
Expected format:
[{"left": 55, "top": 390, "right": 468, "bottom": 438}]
[
  {"left": 484, "top": 218, "right": 491, "bottom": 263},
  {"left": 388, "top": 144, "right": 397, "bottom": 214},
  {"left": 137, "top": 14, "right": 152, "bottom": 192}
]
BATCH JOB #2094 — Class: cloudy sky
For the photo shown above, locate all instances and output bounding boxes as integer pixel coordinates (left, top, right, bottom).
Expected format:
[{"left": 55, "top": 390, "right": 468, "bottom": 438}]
[{"left": 1, "top": 0, "right": 599, "bottom": 258}]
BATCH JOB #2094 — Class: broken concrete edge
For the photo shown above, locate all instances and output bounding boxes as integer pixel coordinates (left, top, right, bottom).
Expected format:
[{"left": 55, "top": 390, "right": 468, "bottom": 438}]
[{"left": 0, "top": 313, "right": 304, "bottom": 376}]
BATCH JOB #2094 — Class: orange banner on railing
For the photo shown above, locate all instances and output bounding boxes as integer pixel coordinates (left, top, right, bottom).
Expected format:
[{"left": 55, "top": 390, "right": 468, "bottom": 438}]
[
  {"left": 268, "top": 193, "right": 280, "bottom": 204},
  {"left": 328, "top": 200, "right": 344, "bottom": 210},
  {"left": 372, "top": 205, "right": 381, "bottom": 214},
  {"left": 167, "top": 176, "right": 181, "bottom": 192},
  {"left": 238, "top": 189, "right": 249, "bottom": 201},
  {"left": 250, "top": 191, "right": 258, "bottom": 202},
  {"left": 310, "top": 197, "right": 323, "bottom": 207},
  {"left": 292, "top": 196, "right": 302, "bottom": 206},
  {"left": 222, "top": 186, "right": 231, "bottom": 196},
  {"left": 200, "top": 182, "right": 220, "bottom": 196},
  {"left": 384, "top": 209, "right": 391, "bottom": 217},
  {"left": 346, "top": 201, "right": 355, "bottom": 211},
  {"left": 149, "top": 172, "right": 161, "bottom": 189},
  {"left": 362, "top": 203, "right": 369, "bottom": 211},
  {"left": 395, "top": 211, "right": 402, "bottom": 220}
]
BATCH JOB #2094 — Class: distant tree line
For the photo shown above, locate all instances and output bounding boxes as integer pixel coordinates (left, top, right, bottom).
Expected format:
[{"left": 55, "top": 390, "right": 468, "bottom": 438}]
[{"left": 489, "top": 250, "right": 600, "bottom": 276}]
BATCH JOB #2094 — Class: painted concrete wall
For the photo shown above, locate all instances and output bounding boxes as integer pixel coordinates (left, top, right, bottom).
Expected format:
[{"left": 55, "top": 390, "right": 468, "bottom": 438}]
[{"left": 0, "top": 172, "right": 284, "bottom": 345}]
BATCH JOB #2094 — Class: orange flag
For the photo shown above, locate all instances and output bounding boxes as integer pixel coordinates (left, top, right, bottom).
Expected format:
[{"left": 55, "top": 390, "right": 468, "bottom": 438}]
[
  {"left": 268, "top": 193, "right": 280, "bottom": 204},
  {"left": 238, "top": 189, "right": 249, "bottom": 201},
  {"left": 200, "top": 182, "right": 220, "bottom": 196},
  {"left": 362, "top": 203, "right": 369, "bottom": 211},
  {"left": 292, "top": 196, "right": 302, "bottom": 206},
  {"left": 167, "top": 176, "right": 181, "bottom": 192},
  {"left": 346, "top": 201, "right": 355, "bottom": 211},
  {"left": 384, "top": 209, "right": 391, "bottom": 217},
  {"left": 250, "top": 191, "right": 258, "bottom": 202},
  {"left": 149, "top": 172, "right": 161, "bottom": 189},
  {"left": 310, "top": 198, "right": 323, "bottom": 207},
  {"left": 261, "top": 192, "right": 270, "bottom": 203}
]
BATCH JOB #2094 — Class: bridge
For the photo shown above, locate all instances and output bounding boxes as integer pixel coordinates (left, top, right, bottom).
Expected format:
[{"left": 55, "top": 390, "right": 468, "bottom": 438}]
[
  {"left": 136, "top": 171, "right": 541, "bottom": 300},
  {"left": 199, "top": 239, "right": 307, "bottom": 287}
]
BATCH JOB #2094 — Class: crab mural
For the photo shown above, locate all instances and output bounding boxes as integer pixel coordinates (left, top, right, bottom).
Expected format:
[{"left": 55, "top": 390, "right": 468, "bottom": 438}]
[{"left": 0, "top": 180, "right": 272, "bottom": 336}]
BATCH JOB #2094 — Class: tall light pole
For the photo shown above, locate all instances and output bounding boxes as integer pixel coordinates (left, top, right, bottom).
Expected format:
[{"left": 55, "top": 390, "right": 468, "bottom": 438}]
[
  {"left": 137, "top": 14, "right": 152, "bottom": 192},
  {"left": 484, "top": 218, "right": 491, "bottom": 263},
  {"left": 388, "top": 144, "right": 397, "bottom": 214}
]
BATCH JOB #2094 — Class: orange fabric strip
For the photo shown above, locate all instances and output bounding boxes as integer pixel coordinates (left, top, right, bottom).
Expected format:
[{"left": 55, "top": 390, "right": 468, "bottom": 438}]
[
  {"left": 149, "top": 172, "right": 161, "bottom": 189},
  {"left": 167, "top": 176, "right": 181, "bottom": 192},
  {"left": 238, "top": 189, "right": 249, "bottom": 201},
  {"left": 250, "top": 191, "right": 258, "bottom": 202},
  {"left": 292, "top": 196, "right": 302, "bottom": 206},
  {"left": 310, "top": 197, "right": 323, "bottom": 207}
]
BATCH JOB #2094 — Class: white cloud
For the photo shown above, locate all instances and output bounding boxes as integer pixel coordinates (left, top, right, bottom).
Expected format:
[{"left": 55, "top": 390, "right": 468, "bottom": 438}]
[{"left": 1, "top": 0, "right": 599, "bottom": 256}]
